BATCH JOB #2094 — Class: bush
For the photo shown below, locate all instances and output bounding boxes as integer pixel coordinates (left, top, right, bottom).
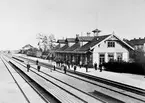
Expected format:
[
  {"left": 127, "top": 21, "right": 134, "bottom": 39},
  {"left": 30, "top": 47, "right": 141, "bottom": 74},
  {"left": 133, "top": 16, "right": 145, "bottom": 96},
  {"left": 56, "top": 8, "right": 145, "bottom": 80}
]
[{"left": 103, "top": 61, "right": 145, "bottom": 75}]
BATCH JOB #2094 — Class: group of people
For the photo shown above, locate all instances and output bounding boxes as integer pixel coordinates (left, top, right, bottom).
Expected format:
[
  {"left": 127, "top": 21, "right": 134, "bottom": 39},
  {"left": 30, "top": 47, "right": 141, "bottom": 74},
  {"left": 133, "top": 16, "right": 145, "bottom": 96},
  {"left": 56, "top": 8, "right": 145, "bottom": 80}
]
[
  {"left": 94, "top": 62, "right": 103, "bottom": 72},
  {"left": 60, "top": 61, "right": 103, "bottom": 73},
  {"left": 61, "top": 63, "right": 67, "bottom": 73},
  {"left": 26, "top": 60, "right": 41, "bottom": 72},
  {"left": 26, "top": 59, "right": 103, "bottom": 73}
]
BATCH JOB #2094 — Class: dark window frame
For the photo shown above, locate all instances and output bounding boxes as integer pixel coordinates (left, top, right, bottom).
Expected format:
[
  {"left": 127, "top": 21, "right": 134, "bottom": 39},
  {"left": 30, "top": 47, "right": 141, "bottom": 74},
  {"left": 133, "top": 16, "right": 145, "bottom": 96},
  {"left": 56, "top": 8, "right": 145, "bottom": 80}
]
[
  {"left": 108, "top": 53, "right": 114, "bottom": 62},
  {"left": 108, "top": 41, "right": 115, "bottom": 47}
]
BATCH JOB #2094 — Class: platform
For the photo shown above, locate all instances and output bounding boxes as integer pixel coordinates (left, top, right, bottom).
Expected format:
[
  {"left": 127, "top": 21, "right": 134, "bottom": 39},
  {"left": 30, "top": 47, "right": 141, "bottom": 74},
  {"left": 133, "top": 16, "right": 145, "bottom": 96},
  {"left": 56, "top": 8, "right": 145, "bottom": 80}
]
[{"left": 16, "top": 54, "right": 145, "bottom": 90}]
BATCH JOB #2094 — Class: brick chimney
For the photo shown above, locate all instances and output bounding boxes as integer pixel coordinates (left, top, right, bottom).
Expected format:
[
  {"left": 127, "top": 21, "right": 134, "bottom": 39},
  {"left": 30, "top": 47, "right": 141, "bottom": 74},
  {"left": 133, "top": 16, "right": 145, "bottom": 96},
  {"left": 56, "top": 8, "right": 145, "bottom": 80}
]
[{"left": 87, "top": 32, "right": 91, "bottom": 36}]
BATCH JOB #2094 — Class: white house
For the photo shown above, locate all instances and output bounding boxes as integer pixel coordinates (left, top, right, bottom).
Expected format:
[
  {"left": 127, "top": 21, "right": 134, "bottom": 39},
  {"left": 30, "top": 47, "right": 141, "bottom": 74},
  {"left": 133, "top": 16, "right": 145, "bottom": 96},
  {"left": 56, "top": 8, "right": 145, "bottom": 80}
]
[{"left": 91, "top": 34, "right": 134, "bottom": 67}]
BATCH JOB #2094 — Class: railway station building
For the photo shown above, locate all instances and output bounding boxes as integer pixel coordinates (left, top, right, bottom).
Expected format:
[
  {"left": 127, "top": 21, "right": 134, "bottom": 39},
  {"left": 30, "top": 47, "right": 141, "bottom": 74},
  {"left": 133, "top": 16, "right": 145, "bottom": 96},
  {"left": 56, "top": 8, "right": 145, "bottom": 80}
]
[{"left": 52, "top": 30, "right": 134, "bottom": 68}]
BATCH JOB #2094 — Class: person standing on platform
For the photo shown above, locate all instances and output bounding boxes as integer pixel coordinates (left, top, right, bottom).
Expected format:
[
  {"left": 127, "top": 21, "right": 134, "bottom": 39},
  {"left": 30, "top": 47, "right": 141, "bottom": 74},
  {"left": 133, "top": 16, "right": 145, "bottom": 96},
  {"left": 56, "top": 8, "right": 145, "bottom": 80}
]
[
  {"left": 36, "top": 60, "right": 39, "bottom": 65},
  {"left": 53, "top": 62, "right": 56, "bottom": 71},
  {"left": 85, "top": 61, "right": 88, "bottom": 72},
  {"left": 37, "top": 65, "right": 41, "bottom": 72},
  {"left": 64, "top": 64, "right": 67, "bottom": 74},
  {"left": 27, "top": 62, "right": 30, "bottom": 72},
  {"left": 94, "top": 62, "right": 97, "bottom": 70},
  {"left": 86, "top": 64, "right": 88, "bottom": 72},
  {"left": 67, "top": 61, "right": 70, "bottom": 69},
  {"left": 99, "top": 63, "right": 102, "bottom": 72},
  {"left": 74, "top": 64, "right": 77, "bottom": 72},
  {"left": 54, "top": 64, "right": 56, "bottom": 71}
]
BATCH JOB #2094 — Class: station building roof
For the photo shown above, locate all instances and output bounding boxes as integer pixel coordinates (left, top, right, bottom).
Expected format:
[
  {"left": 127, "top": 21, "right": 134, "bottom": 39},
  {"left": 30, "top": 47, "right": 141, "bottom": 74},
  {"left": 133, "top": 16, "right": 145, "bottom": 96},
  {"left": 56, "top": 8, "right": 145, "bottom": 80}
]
[
  {"left": 51, "top": 44, "right": 60, "bottom": 52},
  {"left": 55, "top": 44, "right": 69, "bottom": 53},
  {"left": 65, "top": 38, "right": 76, "bottom": 43},
  {"left": 54, "top": 34, "right": 134, "bottom": 54},
  {"left": 64, "top": 43, "right": 81, "bottom": 52},
  {"left": 57, "top": 39, "right": 66, "bottom": 43},
  {"left": 76, "top": 35, "right": 111, "bottom": 52},
  {"left": 76, "top": 36, "right": 94, "bottom": 42}
]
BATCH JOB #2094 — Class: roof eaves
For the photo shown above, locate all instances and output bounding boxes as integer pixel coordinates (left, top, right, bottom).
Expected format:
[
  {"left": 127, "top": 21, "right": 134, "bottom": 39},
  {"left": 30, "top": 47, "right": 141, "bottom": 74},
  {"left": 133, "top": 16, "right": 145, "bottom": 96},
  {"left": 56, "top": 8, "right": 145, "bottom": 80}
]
[
  {"left": 65, "top": 43, "right": 80, "bottom": 51},
  {"left": 90, "top": 34, "right": 111, "bottom": 49},
  {"left": 113, "top": 35, "right": 134, "bottom": 50}
]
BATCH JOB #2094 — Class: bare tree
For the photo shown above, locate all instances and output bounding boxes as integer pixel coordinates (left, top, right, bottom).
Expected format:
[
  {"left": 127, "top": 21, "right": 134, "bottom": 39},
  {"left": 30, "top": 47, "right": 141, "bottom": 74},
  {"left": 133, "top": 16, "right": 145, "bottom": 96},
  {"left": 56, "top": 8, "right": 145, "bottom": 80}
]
[
  {"left": 36, "top": 33, "right": 56, "bottom": 52},
  {"left": 47, "top": 34, "right": 56, "bottom": 50}
]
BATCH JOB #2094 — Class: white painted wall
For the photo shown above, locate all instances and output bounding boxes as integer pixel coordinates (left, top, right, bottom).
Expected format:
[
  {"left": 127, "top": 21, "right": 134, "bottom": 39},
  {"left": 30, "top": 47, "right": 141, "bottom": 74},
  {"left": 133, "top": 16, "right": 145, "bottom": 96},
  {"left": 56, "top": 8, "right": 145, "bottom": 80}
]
[
  {"left": 123, "top": 52, "right": 128, "bottom": 62},
  {"left": 93, "top": 52, "right": 99, "bottom": 65},
  {"left": 80, "top": 41, "right": 88, "bottom": 46},
  {"left": 68, "top": 42, "right": 75, "bottom": 47},
  {"left": 59, "top": 44, "right": 65, "bottom": 47},
  {"left": 93, "top": 36, "right": 129, "bottom": 66}
]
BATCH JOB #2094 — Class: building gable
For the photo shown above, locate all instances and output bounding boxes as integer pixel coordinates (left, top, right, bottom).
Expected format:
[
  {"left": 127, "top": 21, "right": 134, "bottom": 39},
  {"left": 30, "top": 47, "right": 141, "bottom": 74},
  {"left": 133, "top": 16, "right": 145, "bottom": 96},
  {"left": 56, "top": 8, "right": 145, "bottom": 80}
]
[
  {"left": 91, "top": 34, "right": 134, "bottom": 51},
  {"left": 93, "top": 36, "right": 129, "bottom": 53},
  {"left": 107, "top": 35, "right": 118, "bottom": 41},
  {"left": 92, "top": 35, "right": 133, "bottom": 64}
]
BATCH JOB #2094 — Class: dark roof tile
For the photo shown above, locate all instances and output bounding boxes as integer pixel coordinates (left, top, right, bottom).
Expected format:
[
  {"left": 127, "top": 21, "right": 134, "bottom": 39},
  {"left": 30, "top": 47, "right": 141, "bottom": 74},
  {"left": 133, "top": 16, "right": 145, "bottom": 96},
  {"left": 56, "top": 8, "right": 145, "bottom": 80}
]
[
  {"left": 51, "top": 44, "right": 60, "bottom": 51},
  {"left": 57, "top": 39, "right": 66, "bottom": 43},
  {"left": 66, "top": 38, "right": 76, "bottom": 42},
  {"left": 77, "top": 36, "right": 94, "bottom": 42},
  {"left": 76, "top": 35, "right": 110, "bottom": 52},
  {"left": 65, "top": 43, "right": 80, "bottom": 51},
  {"left": 56, "top": 44, "right": 69, "bottom": 52}
]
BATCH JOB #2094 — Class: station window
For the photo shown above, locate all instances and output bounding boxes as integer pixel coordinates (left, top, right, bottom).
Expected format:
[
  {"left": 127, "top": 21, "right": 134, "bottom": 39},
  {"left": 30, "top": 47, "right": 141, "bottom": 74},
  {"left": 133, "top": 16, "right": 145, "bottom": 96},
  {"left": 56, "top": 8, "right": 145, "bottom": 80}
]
[
  {"left": 99, "top": 54, "right": 105, "bottom": 64},
  {"left": 117, "top": 53, "right": 123, "bottom": 62},
  {"left": 108, "top": 53, "right": 114, "bottom": 62},
  {"left": 108, "top": 41, "right": 115, "bottom": 47}
]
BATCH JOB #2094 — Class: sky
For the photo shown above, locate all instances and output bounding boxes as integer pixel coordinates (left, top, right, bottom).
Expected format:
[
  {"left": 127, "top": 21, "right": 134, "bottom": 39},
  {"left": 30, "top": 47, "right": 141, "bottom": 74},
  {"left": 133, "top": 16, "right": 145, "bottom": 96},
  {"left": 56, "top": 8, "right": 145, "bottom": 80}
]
[{"left": 0, "top": 0, "right": 145, "bottom": 50}]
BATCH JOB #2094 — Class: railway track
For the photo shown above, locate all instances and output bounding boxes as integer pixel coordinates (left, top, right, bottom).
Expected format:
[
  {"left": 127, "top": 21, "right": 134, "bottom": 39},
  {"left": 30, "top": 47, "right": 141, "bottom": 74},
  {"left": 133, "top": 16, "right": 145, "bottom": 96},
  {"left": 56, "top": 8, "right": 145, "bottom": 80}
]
[
  {"left": 4, "top": 54, "right": 105, "bottom": 103},
  {"left": 13, "top": 55, "right": 145, "bottom": 103},
  {"left": 0, "top": 56, "right": 31, "bottom": 103},
  {"left": 1, "top": 56, "right": 62, "bottom": 103}
]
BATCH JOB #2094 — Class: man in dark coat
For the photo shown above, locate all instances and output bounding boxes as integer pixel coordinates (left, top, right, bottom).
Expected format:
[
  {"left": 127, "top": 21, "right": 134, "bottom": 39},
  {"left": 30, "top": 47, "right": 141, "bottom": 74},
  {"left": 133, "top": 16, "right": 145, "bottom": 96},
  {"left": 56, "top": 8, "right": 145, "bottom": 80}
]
[
  {"left": 94, "top": 62, "right": 97, "bottom": 70},
  {"left": 67, "top": 61, "right": 70, "bottom": 69},
  {"left": 86, "top": 64, "right": 88, "bottom": 72},
  {"left": 74, "top": 65, "right": 77, "bottom": 72},
  {"left": 36, "top": 60, "right": 39, "bottom": 65},
  {"left": 37, "top": 65, "right": 41, "bottom": 72},
  {"left": 99, "top": 63, "right": 102, "bottom": 72},
  {"left": 27, "top": 63, "right": 30, "bottom": 72},
  {"left": 85, "top": 61, "right": 89, "bottom": 72},
  {"left": 64, "top": 64, "right": 67, "bottom": 74}
]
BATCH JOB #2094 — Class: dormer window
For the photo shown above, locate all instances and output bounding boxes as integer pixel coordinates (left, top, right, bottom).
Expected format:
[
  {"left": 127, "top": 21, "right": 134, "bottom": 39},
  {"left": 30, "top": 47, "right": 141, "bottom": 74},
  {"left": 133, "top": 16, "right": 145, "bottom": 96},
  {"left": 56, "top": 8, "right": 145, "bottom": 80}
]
[{"left": 108, "top": 41, "right": 115, "bottom": 47}]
